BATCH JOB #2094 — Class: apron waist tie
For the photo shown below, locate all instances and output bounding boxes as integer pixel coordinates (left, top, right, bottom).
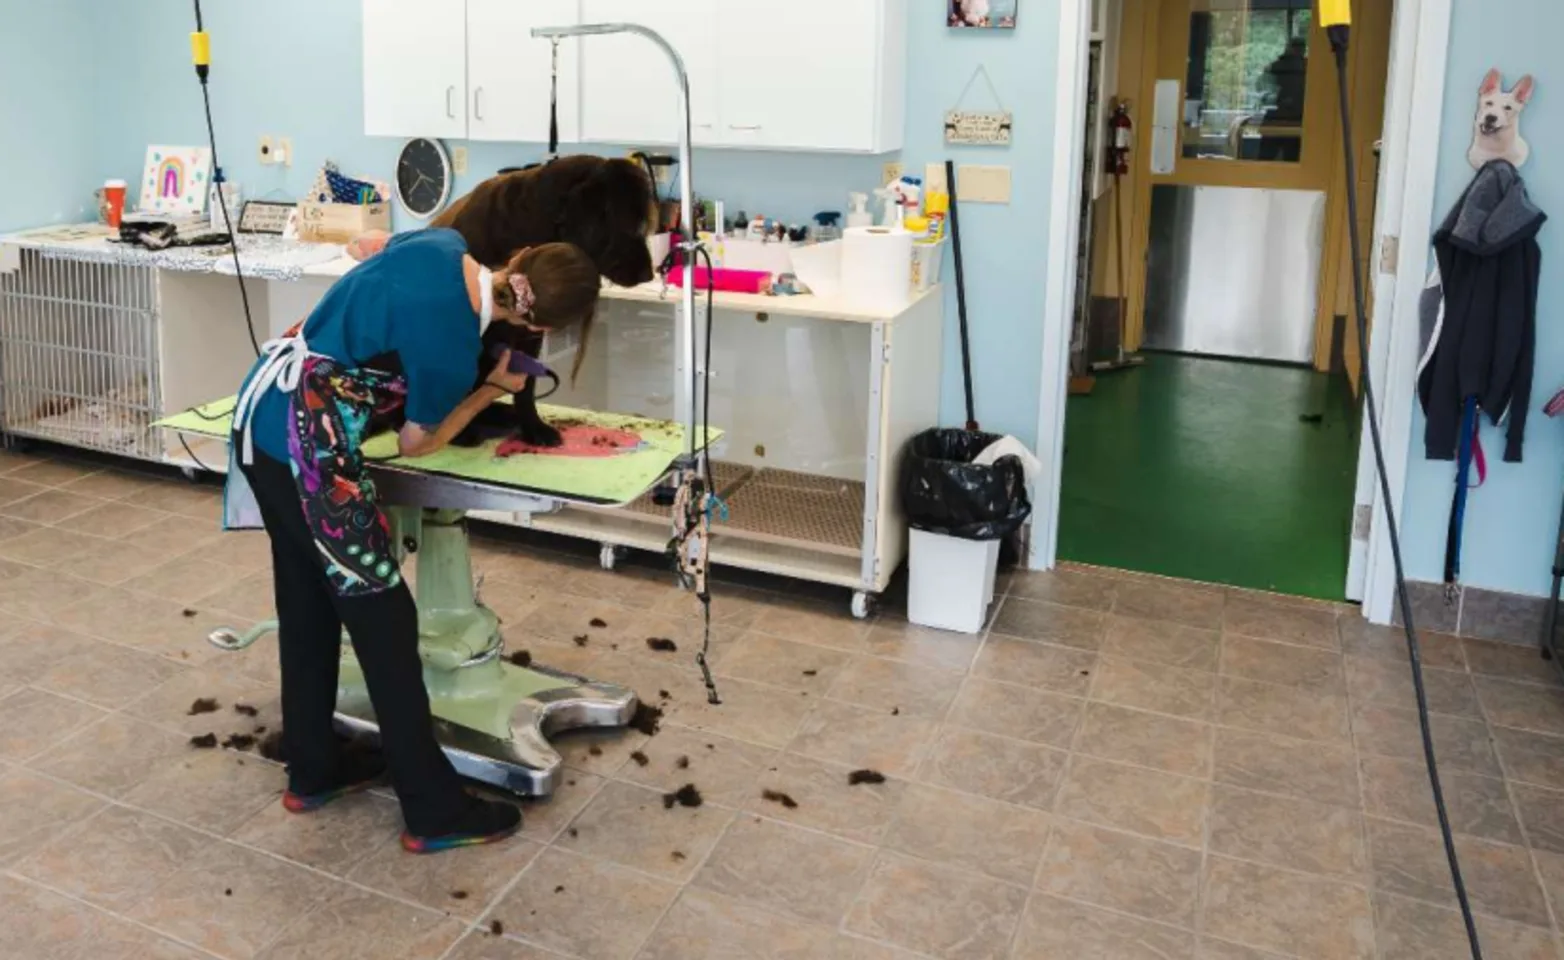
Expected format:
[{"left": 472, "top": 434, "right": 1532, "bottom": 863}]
[{"left": 233, "top": 335, "right": 309, "bottom": 466}]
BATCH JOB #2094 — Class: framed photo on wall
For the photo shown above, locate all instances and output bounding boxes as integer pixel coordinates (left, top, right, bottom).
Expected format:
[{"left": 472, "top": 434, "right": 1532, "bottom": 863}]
[{"left": 948, "top": 0, "right": 1017, "bottom": 29}]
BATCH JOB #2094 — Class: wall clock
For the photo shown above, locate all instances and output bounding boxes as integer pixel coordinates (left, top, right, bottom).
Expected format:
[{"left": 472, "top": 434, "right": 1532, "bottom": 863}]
[{"left": 396, "top": 137, "right": 452, "bottom": 220}]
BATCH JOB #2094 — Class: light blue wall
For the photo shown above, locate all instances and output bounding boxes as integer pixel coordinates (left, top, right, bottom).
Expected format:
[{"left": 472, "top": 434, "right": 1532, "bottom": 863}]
[
  {"left": 87, "top": 0, "right": 1059, "bottom": 443},
  {"left": 1399, "top": 0, "right": 1563, "bottom": 596},
  {"left": 0, "top": 0, "right": 98, "bottom": 232}
]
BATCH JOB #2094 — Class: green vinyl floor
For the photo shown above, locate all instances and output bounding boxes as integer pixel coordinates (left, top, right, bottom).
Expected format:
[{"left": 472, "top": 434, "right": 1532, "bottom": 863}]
[{"left": 1057, "top": 352, "right": 1361, "bottom": 601}]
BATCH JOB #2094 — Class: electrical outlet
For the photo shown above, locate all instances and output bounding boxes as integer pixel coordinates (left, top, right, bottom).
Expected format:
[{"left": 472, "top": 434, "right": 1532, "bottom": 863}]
[
  {"left": 452, "top": 146, "right": 469, "bottom": 175},
  {"left": 957, "top": 164, "right": 1012, "bottom": 204},
  {"left": 276, "top": 137, "right": 294, "bottom": 167},
  {"left": 258, "top": 135, "right": 274, "bottom": 166},
  {"left": 882, "top": 161, "right": 904, "bottom": 186}
]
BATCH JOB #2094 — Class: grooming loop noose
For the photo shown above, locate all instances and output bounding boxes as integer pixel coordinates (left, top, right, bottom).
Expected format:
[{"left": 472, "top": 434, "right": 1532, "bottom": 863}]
[{"left": 672, "top": 473, "right": 723, "bottom": 704}]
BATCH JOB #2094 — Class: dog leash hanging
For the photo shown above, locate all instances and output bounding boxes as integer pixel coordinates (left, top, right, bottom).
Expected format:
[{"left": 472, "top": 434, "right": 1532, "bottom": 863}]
[{"left": 671, "top": 474, "right": 723, "bottom": 704}]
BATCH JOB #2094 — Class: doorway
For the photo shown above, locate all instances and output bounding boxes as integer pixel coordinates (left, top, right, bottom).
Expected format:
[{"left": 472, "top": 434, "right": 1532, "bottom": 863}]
[{"left": 1056, "top": 0, "right": 1396, "bottom": 600}]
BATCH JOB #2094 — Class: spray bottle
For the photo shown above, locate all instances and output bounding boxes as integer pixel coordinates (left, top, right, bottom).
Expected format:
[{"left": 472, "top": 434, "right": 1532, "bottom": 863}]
[{"left": 846, "top": 192, "right": 872, "bottom": 229}]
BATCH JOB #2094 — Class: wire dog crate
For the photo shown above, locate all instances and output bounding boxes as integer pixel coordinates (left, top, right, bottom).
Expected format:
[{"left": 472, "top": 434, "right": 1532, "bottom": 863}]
[{"left": 0, "top": 249, "right": 164, "bottom": 461}]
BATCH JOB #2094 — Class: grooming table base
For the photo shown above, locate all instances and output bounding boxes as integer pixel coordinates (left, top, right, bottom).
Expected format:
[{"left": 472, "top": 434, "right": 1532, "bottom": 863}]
[{"left": 333, "top": 654, "right": 636, "bottom": 797}]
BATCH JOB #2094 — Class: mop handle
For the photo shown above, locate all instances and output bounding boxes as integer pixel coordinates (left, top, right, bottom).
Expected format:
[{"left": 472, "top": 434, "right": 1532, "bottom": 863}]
[{"left": 946, "top": 160, "right": 977, "bottom": 430}]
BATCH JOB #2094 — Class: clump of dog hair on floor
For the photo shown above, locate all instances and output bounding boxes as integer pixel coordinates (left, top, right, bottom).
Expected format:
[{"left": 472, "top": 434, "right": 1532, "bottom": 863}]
[
  {"left": 189, "top": 733, "right": 218, "bottom": 749},
  {"left": 663, "top": 784, "right": 703, "bottom": 809},
  {"left": 507, "top": 650, "right": 533, "bottom": 667},
  {"left": 658, "top": 689, "right": 671, "bottom": 700},
  {"left": 572, "top": 634, "right": 589, "bottom": 646},
  {"left": 182, "top": 609, "right": 197, "bottom": 618},
  {"left": 188, "top": 698, "right": 220, "bottom": 716},
  {"left": 489, "top": 920, "right": 504, "bottom": 936},
  {"left": 589, "top": 618, "right": 608, "bottom": 628},
  {"left": 630, "top": 702, "right": 663, "bottom": 736},
  {"left": 848, "top": 769, "right": 886, "bottom": 785},
  {"left": 450, "top": 890, "right": 469, "bottom": 900},
  {"left": 761, "top": 789, "right": 798, "bottom": 809},
  {"left": 670, "top": 850, "right": 686, "bottom": 862},
  {"left": 645, "top": 637, "right": 678, "bottom": 653},
  {"left": 891, "top": 707, "right": 900, "bottom": 716},
  {"left": 802, "top": 669, "right": 818, "bottom": 677},
  {"left": 553, "top": 885, "right": 565, "bottom": 894},
  {"left": 676, "top": 755, "right": 690, "bottom": 769},
  {"left": 222, "top": 733, "right": 256, "bottom": 751},
  {"left": 587, "top": 745, "right": 603, "bottom": 757},
  {"left": 568, "top": 828, "right": 579, "bottom": 838},
  {"left": 630, "top": 750, "right": 650, "bottom": 766},
  {"left": 233, "top": 703, "right": 259, "bottom": 717}
]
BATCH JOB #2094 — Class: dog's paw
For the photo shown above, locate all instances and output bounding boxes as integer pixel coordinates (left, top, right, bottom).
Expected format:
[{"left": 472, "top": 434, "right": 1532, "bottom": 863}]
[{"left": 518, "top": 420, "right": 563, "bottom": 448}]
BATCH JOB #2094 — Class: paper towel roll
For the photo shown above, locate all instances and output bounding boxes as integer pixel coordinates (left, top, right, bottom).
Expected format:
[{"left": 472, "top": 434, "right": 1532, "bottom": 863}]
[{"left": 841, "top": 226, "right": 913, "bottom": 312}]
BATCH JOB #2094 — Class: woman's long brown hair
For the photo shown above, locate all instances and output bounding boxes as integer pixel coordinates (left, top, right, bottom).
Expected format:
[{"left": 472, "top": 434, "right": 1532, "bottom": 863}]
[{"left": 495, "top": 242, "right": 601, "bottom": 382}]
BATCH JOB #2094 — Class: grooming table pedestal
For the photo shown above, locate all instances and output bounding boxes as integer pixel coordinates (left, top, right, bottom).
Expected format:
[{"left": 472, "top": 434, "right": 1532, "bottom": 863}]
[{"left": 208, "top": 471, "right": 638, "bottom": 798}]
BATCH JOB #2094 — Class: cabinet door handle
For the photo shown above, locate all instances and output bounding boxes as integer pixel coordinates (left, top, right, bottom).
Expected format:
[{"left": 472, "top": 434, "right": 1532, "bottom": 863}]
[
  {"left": 446, "top": 86, "right": 457, "bottom": 119},
  {"left": 473, "top": 87, "right": 484, "bottom": 121},
  {"left": 728, "top": 124, "right": 762, "bottom": 131}
]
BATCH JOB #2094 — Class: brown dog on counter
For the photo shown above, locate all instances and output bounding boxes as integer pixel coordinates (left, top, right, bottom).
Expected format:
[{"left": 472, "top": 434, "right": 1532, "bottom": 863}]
[{"left": 431, "top": 155, "right": 657, "bottom": 447}]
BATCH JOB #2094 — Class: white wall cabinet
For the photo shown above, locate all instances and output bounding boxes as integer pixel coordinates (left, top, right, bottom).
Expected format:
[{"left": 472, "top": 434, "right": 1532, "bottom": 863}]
[
  {"left": 467, "top": 0, "right": 581, "bottom": 143},
  {"left": 580, "top": 0, "right": 906, "bottom": 153},
  {"left": 362, "top": 0, "right": 582, "bottom": 142},
  {"left": 578, "top": 0, "right": 720, "bottom": 147},
  {"left": 363, "top": 0, "right": 470, "bottom": 139},
  {"left": 364, "top": 0, "right": 907, "bottom": 153}
]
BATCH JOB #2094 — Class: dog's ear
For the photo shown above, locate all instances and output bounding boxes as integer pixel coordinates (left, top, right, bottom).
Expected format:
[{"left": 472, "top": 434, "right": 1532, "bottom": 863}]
[
  {"left": 1514, "top": 75, "right": 1536, "bottom": 105},
  {"left": 1480, "top": 68, "right": 1502, "bottom": 96}
]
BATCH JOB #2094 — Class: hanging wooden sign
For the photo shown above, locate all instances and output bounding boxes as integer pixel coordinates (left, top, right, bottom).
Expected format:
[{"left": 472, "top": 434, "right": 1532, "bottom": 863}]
[
  {"left": 945, "top": 110, "right": 1013, "bottom": 146},
  {"left": 945, "top": 66, "right": 1012, "bottom": 146}
]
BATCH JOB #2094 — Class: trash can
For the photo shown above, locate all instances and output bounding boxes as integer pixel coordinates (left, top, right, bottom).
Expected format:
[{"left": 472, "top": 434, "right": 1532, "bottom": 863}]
[{"left": 901, "top": 429, "right": 1033, "bottom": 633}]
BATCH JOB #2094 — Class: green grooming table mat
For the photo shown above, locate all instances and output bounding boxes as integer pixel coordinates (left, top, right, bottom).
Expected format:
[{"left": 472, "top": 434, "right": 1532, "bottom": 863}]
[{"left": 156, "top": 398, "right": 720, "bottom": 507}]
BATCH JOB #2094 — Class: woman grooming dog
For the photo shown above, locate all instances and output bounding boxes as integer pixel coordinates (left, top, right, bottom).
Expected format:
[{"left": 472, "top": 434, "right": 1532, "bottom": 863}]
[{"left": 226, "top": 227, "right": 599, "bottom": 853}]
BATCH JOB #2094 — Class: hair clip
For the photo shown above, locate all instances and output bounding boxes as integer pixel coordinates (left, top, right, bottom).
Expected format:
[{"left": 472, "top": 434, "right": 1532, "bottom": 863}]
[{"left": 508, "top": 272, "right": 537, "bottom": 316}]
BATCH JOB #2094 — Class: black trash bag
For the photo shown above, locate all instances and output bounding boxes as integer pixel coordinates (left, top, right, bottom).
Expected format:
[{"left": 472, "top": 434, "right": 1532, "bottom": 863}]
[{"left": 901, "top": 428, "right": 1032, "bottom": 540}]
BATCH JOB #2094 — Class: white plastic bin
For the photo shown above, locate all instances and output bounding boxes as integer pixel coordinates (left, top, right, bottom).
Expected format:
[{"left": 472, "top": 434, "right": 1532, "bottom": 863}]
[{"left": 907, "top": 528, "right": 1001, "bottom": 634}]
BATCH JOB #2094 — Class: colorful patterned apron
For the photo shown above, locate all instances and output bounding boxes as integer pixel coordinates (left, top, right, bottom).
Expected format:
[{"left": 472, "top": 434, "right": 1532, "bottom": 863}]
[{"left": 227, "top": 322, "right": 409, "bottom": 597}]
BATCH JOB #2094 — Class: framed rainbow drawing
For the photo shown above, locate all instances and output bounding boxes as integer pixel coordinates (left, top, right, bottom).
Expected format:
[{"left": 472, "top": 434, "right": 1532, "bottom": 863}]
[{"left": 138, "top": 145, "right": 213, "bottom": 215}]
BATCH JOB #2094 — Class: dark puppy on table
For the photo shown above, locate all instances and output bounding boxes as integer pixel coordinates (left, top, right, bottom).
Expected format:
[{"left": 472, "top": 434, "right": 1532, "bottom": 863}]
[{"left": 432, "top": 155, "right": 656, "bottom": 447}]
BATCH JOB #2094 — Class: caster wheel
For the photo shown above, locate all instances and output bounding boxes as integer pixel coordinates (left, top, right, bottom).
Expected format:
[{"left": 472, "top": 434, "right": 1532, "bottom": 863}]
[
  {"left": 851, "top": 592, "right": 877, "bottom": 620},
  {"left": 181, "top": 466, "right": 200, "bottom": 482},
  {"left": 600, "top": 543, "right": 624, "bottom": 571}
]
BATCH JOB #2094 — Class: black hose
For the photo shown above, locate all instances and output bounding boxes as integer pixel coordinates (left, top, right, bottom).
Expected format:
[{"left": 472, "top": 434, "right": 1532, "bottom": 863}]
[
  {"left": 1327, "top": 23, "right": 1483, "bottom": 959},
  {"left": 191, "top": 0, "right": 261, "bottom": 358}
]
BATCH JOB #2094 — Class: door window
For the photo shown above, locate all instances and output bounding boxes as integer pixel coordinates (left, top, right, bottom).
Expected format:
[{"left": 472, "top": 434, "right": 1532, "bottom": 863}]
[{"left": 1181, "top": 0, "right": 1313, "bottom": 162}]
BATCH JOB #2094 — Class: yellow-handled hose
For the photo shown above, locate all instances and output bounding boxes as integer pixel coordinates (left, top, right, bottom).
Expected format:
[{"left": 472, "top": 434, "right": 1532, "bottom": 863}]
[{"left": 1318, "top": 1, "right": 1478, "bottom": 956}]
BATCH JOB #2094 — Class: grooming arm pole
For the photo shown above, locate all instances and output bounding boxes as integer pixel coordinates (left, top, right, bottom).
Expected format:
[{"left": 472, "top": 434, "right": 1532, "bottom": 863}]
[{"left": 532, "top": 22, "right": 699, "bottom": 465}]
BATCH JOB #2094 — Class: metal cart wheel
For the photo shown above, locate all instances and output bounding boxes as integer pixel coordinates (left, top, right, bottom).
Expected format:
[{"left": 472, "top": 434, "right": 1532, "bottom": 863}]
[
  {"left": 181, "top": 466, "right": 200, "bottom": 482},
  {"left": 851, "top": 591, "right": 877, "bottom": 620}
]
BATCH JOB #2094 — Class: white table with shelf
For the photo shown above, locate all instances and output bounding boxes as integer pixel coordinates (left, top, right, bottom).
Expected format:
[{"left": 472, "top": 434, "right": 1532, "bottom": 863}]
[{"left": 0, "top": 229, "right": 942, "bottom": 615}]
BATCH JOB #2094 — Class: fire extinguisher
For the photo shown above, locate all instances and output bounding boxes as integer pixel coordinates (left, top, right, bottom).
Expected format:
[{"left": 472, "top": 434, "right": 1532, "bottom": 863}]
[{"left": 1108, "top": 99, "right": 1133, "bottom": 177}]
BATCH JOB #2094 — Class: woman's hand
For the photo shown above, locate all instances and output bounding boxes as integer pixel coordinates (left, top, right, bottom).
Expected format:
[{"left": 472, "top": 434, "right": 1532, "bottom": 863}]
[
  {"left": 484, "top": 350, "right": 531, "bottom": 395},
  {"left": 346, "top": 230, "right": 391, "bottom": 262}
]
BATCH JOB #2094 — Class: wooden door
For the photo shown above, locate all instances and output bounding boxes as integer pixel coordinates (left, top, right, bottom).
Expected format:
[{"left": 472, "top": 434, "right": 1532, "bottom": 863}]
[{"left": 1124, "top": 0, "right": 1340, "bottom": 364}]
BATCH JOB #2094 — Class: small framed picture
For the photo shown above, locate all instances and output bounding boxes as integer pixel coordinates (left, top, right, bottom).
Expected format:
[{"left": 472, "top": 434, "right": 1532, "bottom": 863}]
[{"left": 948, "top": 0, "right": 1017, "bottom": 29}]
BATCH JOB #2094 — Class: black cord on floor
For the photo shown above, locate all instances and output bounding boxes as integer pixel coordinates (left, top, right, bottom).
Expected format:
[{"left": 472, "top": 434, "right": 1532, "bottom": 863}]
[
  {"left": 1328, "top": 25, "right": 1483, "bottom": 960},
  {"left": 192, "top": 0, "right": 261, "bottom": 359}
]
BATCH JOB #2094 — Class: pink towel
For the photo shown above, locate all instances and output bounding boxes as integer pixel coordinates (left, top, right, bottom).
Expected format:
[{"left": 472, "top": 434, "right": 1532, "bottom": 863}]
[{"left": 496, "top": 425, "right": 643, "bottom": 459}]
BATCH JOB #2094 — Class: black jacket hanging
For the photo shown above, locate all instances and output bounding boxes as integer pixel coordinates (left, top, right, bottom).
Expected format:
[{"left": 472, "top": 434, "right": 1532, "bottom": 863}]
[{"left": 1417, "top": 159, "right": 1546, "bottom": 464}]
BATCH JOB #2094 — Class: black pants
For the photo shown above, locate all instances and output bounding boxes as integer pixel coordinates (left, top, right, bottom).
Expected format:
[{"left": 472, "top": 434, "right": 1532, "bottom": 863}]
[{"left": 241, "top": 449, "right": 467, "bottom": 835}]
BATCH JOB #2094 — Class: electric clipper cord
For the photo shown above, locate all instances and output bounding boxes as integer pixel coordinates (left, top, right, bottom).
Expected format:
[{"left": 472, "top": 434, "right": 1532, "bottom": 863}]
[
  {"left": 191, "top": 0, "right": 261, "bottom": 358},
  {"left": 1323, "top": 2, "right": 1481, "bottom": 956}
]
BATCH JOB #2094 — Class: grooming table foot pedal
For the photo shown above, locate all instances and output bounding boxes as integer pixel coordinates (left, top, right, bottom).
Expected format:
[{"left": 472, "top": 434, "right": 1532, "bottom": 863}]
[{"left": 208, "top": 506, "right": 638, "bottom": 797}]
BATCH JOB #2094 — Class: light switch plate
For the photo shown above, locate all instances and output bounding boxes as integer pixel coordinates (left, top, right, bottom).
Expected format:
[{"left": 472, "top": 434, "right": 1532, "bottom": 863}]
[
  {"left": 957, "top": 165, "right": 1012, "bottom": 203},
  {"left": 924, "top": 162, "right": 949, "bottom": 195},
  {"left": 882, "top": 161, "right": 904, "bottom": 186},
  {"left": 452, "top": 146, "right": 469, "bottom": 175},
  {"left": 257, "top": 135, "right": 274, "bottom": 166},
  {"left": 276, "top": 137, "right": 294, "bottom": 167}
]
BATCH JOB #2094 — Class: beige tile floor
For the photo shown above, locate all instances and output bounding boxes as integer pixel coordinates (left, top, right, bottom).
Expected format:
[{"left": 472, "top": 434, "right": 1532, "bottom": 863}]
[{"left": 3, "top": 446, "right": 1564, "bottom": 959}]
